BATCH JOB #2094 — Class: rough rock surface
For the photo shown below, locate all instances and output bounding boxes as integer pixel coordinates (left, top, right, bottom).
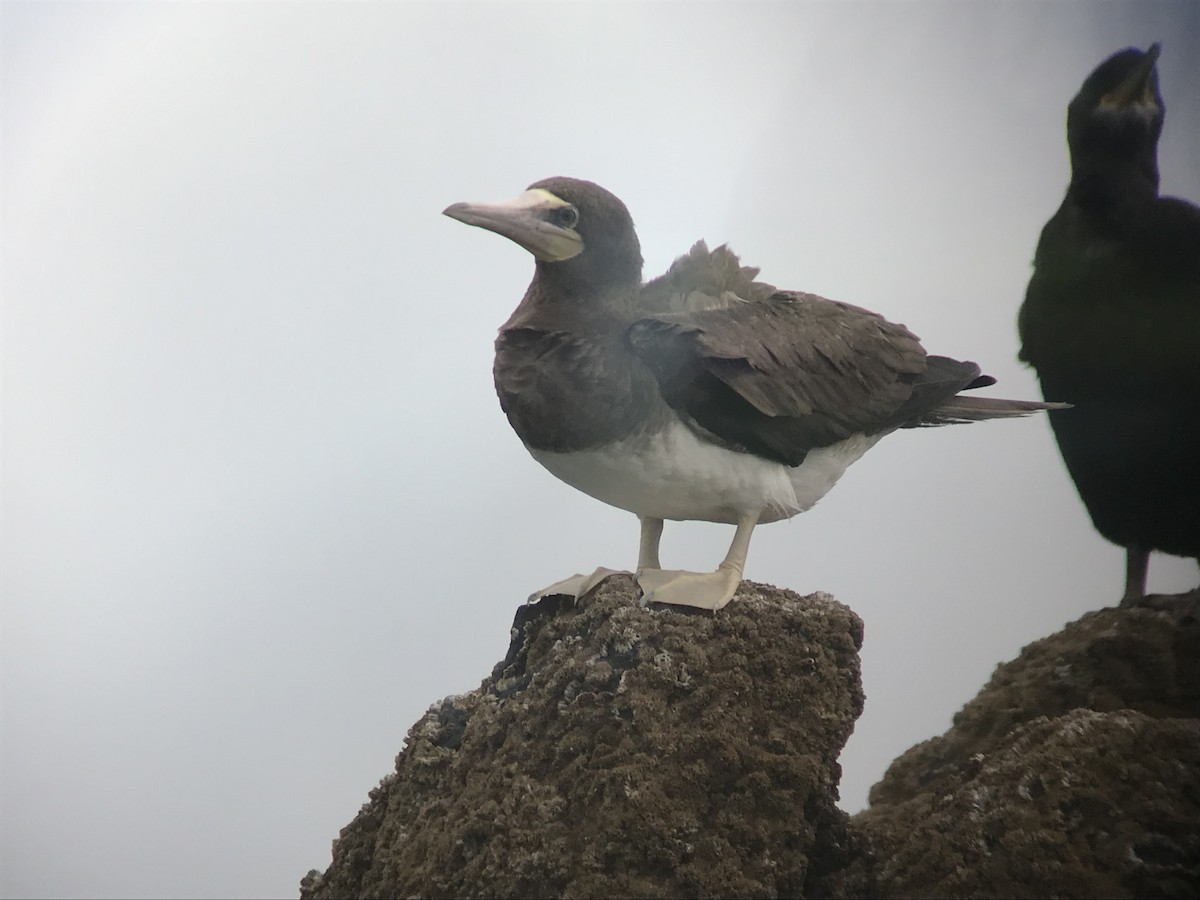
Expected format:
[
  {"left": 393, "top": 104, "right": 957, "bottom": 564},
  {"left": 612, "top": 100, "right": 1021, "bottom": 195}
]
[
  {"left": 835, "top": 600, "right": 1200, "bottom": 899},
  {"left": 302, "top": 582, "right": 1200, "bottom": 899},
  {"left": 301, "top": 577, "right": 865, "bottom": 899}
]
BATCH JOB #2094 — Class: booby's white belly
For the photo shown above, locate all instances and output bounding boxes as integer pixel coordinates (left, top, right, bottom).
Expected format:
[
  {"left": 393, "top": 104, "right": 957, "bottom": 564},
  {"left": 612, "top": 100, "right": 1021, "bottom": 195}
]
[{"left": 528, "top": 419, "right": 883, "bottom": 524}]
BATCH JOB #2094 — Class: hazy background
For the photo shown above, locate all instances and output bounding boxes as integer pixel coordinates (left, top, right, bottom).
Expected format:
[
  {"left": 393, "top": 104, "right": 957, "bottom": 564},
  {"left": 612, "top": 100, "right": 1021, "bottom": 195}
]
[{"left": 4, "top": 2, "right": 1198, "bottom": 897}]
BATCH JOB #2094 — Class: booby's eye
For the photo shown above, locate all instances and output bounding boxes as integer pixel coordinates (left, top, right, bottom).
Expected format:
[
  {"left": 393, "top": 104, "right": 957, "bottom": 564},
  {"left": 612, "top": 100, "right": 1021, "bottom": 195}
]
[{"left": 552, "top": 206, "right": 579, "bottom": 229}]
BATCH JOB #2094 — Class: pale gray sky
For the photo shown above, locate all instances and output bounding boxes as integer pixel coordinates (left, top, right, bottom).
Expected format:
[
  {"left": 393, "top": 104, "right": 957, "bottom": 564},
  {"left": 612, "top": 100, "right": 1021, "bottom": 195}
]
[{"left": 3, "top": 2, "right": 1198, "bottom": 898}]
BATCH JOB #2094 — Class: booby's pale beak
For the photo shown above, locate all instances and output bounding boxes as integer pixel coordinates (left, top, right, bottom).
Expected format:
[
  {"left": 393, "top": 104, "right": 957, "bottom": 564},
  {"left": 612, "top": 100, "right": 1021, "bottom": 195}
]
[
  {"left": 443, "top": 188, "right": 583, "bottom": 262},
  {"left": 1100, "top": 42, "right": 1161, "bottom": 111}
]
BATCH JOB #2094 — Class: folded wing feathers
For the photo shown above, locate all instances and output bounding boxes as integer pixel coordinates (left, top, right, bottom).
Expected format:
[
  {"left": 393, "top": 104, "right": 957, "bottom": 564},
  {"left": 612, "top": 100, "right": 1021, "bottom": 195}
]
[
  {"left": 921, "top": 395, "right": 1071, "bottom": 426},
  {"left": 631, "top": 242, "right": 1065, "bottom": 457},
  {"left": 630, "top": 285, "right": 931, "bottom": 449},
  {"left": 691, "top": 294, "right": 926, "bottom": 422}
]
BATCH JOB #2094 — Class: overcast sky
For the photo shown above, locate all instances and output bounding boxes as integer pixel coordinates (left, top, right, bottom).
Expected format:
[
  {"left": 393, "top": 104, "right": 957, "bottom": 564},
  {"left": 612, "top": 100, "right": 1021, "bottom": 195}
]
[{"left": 4, "top": 2, "right": 1199, "bottom": 898}]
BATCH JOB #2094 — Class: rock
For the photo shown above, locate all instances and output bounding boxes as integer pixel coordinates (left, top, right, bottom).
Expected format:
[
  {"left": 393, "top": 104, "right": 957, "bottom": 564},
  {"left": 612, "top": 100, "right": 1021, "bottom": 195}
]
[
  {"left": 302, "top": 584, "right": 1200, "bottom": 899},
  {"left": 300, "top": 576, "right": 866, "bottom": 899},
  {"left": 834, "top": 603, "right": 1200, "bottom": 899}
]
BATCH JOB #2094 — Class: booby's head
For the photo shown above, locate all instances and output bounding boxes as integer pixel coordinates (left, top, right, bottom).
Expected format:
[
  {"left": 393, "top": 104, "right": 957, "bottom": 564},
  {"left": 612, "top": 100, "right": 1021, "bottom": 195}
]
[
  {"left": 444, "top": 177, "right": 643, "bottom": 291},
  {"left": 1067, "top": 43, "right": 1164, "bottom": 168}
]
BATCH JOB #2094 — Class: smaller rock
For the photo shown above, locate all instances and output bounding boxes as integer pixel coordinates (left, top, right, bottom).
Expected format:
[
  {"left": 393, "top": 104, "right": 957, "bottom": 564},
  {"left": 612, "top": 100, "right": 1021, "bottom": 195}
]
[{"left": 836, "top": 604, "right": 1200, "bottom": 899}]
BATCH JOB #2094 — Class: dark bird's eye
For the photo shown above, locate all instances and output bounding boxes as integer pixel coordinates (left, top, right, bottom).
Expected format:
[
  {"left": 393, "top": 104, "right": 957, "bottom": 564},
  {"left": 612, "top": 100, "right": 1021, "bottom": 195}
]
[{"left": 552, "top": 206, "right": 579, "bottom": 229}]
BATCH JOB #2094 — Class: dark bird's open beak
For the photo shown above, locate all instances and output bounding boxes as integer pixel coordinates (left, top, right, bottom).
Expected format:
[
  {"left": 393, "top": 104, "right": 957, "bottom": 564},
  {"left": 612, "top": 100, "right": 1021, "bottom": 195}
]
[
  {"left": 1101, "top": 42, "right": 1161, "bottom": 110},
  {"left": 443, "top": 189, "right": 583, "bottom": 262}
]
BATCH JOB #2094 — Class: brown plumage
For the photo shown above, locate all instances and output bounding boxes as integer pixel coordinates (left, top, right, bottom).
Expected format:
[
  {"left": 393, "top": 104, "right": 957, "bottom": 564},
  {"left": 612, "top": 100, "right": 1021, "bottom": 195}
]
[{"left": 446, "top": 176, "right": 1064, "bottom": 610}]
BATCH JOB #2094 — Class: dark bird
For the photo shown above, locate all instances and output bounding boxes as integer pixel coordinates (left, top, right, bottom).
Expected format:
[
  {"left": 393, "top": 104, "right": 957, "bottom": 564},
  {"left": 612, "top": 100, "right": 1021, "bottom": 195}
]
[
  {"left": 1018, "top": 43, "right": 1200, "bottom": 605},
  {"left": 446, "top": 177, "right": 1063, "bottom": 610}
]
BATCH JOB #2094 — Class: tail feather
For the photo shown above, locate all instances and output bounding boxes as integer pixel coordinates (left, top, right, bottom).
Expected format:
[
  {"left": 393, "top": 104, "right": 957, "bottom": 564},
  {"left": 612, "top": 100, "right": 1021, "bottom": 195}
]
[{"left": 918, "top": 395, "right": 1070, "bottom": 426}]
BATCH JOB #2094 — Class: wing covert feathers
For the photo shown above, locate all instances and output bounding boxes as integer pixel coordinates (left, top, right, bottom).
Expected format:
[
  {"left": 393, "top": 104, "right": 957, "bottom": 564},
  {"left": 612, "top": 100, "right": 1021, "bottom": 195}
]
[
  {"left": 628, "top": 289, "right": 933, "bottom": 463},
  {"left": 631, "top": 242, "right": 1063, "bottom": 464},
  {"left": 639, "top": 241, "right": 777, "bottom": 314}
]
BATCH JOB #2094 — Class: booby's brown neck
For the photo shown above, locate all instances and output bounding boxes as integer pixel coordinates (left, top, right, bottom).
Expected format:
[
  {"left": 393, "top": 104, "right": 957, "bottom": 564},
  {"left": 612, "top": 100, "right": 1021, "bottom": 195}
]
[{"left": 502, "top": 263, "right": 643, "bottom": 335}]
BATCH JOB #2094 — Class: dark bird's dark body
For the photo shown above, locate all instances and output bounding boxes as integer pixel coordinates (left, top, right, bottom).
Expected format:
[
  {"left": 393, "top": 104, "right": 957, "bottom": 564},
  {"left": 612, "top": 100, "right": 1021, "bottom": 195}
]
[
  {"left": 448, "top": 177, "right": 1062, "bottom": 609},
  {"left": 1018, "top": 44, "right": 1200, "bottom": 602}
]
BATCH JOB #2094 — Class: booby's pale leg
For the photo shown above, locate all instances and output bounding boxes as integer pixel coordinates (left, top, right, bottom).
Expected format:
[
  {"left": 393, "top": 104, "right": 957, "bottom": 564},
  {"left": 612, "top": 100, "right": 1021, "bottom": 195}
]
[
  {"left": 637, "top": 516, "right": 664, "bottom": 571},
  {"left": 527, "top": 567, "right": 626, "bottom": 604},
  {"left": 529, "top": 515, "right": 666, "bottom": 604},
  {"left": 637, "top": 514, "right": 758, "bottom": 611},
  {"left": 1120, "top": 545, "right": 1150, "bottom": 606}
]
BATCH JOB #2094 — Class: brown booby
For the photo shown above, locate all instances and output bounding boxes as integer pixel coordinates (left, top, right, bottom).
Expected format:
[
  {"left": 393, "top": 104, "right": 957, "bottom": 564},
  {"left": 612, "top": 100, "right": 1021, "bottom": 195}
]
[
  {"left": 1019, "top": 43, "right": 1200, "bottom": 605},
  {"left": 446, "top": 177, "right": 1064, "bottom": 610}
]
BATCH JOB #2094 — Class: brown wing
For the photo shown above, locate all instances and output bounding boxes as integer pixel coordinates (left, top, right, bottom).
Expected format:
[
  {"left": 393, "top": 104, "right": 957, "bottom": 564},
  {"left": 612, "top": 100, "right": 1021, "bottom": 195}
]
[{"left": 628, "top": 287, "right": 981, "bottom": 466}]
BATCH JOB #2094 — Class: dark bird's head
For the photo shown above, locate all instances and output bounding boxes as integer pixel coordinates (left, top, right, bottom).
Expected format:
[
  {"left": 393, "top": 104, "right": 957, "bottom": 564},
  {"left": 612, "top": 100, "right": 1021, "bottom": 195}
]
[
  {"left": 1067, "top": 43, "right": 1163, "bottom": 183},
  {"left": 443, "top": 177, "right": 644, "bottom": 295}
]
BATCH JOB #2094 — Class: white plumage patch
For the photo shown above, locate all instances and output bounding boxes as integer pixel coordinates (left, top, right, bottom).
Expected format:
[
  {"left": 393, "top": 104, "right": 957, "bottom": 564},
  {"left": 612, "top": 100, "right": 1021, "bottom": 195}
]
[{"left": 529, "top": 419, "right": 882, "bottom": 525}]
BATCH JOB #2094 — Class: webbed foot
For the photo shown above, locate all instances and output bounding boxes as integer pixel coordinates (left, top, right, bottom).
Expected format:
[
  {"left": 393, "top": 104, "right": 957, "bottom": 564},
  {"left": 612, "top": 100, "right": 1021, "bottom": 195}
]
[
  {"left": 527, "top": 567, "right": 627, "bottom": 604},
  {"left": 636, "top": 565, "right": 743, "bottom": 611}
]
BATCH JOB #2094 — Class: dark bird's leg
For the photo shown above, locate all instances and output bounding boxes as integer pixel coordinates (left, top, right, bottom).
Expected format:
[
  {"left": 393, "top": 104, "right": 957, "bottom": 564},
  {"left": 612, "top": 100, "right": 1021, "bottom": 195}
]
[
  {"left": 637, "top": 513, "right": 758, "bottom": 611},
  {"left": 637, "top": 516, "right": 664, "bottom": 571},
  {"left": 1129, "top": 558, "right": 1200, "bottom": 613},
  {"left": 1120, "top": 545, "right": 1150, "bottom": 607}
]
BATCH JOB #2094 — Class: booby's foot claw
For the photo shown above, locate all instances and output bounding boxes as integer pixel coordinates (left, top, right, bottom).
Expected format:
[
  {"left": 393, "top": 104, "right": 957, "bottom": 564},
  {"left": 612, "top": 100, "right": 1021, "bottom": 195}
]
[
  {"left": 527, "top": 567, "right": 628, "bottom": 604},
  {"left": 636, "top": 567, "right": 742, "bottom": 611}
]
